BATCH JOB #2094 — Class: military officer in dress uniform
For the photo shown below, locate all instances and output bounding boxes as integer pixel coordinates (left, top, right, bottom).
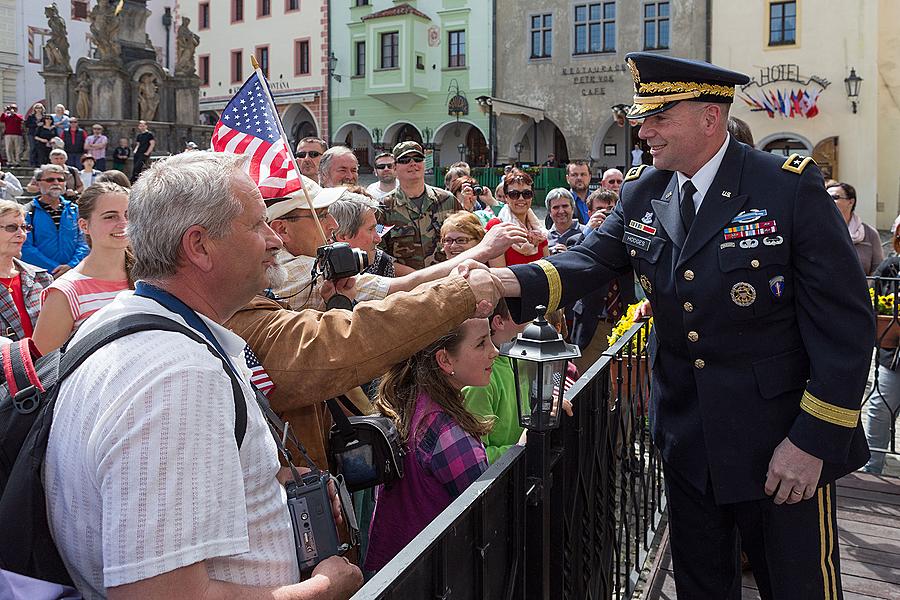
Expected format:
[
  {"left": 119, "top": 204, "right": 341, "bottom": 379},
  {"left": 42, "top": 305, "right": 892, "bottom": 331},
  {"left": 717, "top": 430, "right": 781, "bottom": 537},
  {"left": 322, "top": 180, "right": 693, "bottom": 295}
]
[{"left": 494, "top": 53, "right": 874, "bottom": 599}]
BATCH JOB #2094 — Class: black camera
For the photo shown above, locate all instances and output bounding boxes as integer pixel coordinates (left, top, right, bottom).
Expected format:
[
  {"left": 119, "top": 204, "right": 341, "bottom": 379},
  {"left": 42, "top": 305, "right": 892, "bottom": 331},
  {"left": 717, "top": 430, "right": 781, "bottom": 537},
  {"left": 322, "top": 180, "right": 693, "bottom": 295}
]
[
  {"left": 285, "top": 470, "right": 346, "bottom": 575},
  {"left": 472, "top": 185, "right": 484, "bottom": 196},
  {"left": 316, "top": 242, "right": 369, "bottom": 281}
]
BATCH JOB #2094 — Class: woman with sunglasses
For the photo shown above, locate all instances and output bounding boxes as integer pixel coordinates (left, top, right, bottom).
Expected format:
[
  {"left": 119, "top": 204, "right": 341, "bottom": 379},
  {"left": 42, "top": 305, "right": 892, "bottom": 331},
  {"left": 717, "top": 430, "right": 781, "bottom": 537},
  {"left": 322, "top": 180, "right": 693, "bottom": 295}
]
[
  {"left": 0, "top": 200, "right": 52, "bottom": 341},
  {"left": 33, "top": 115, "right": 56, "bottom": 165},
  {"left": 32, "top": 182, "right": 133, "bottom": 353},
  {"left": 485, "top": 168, "right": 548, "bottom": 267},
  {"left": 827, "top": 182, "right": 882, "bottom": 275}
]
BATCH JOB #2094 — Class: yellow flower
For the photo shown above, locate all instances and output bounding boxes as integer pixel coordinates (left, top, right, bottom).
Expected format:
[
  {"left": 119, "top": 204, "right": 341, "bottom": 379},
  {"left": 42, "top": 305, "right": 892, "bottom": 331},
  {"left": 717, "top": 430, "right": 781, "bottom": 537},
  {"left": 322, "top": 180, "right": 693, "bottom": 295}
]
[{"left": 607, "top": 301, "right": 653, "bottom": 355}]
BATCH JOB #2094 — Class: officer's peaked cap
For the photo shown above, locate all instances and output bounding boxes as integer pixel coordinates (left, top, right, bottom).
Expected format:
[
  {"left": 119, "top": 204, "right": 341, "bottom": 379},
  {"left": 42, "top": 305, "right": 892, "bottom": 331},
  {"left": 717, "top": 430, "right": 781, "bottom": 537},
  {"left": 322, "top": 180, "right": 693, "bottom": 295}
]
[{"left": 624, "top": 52, "right": 750, "bottom": 119}]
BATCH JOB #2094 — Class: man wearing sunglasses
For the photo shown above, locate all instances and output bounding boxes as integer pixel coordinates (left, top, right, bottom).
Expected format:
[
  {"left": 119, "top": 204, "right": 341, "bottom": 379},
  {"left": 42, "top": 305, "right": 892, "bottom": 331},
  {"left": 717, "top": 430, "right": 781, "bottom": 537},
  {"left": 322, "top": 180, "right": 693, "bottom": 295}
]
[
  {"left": 295, "top": 136, "right": 328, "bottom": 181},
  {"left": 366, "top": 152, "right": 399, "bottom": 201},
  {"left": 381, "top": 141, "right": 456, "bottom": 269},
  {"left": 21, "top": 163, "right": 89, "bottom": 278}
]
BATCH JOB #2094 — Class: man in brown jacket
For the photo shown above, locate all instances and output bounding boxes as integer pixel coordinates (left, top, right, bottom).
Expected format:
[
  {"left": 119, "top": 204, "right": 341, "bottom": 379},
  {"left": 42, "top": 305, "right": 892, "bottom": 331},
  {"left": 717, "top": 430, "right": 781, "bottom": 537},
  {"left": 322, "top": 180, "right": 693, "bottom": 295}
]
[{"left": 226, "top": 270, "right": 498, "bottom": 471}]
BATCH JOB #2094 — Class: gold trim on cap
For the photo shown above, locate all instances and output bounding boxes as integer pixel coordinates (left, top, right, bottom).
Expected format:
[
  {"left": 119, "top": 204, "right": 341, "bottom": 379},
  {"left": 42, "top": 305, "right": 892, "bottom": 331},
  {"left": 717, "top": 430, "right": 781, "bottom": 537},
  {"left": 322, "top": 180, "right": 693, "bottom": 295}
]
[
  {"left": 632, "top": 90, "right": 703, "bottom": 104},
  {"left": 638, "top": 81, "right": 736, "bottom": 98},
  {"left": 535, "top": 259, "right": 562, "bottom": 314},
  {"left": 627, "top": 102, "right": 665, "bottom": 116},
  {"left": 800, "top": 390, "right": 860, "bottom": 428}
]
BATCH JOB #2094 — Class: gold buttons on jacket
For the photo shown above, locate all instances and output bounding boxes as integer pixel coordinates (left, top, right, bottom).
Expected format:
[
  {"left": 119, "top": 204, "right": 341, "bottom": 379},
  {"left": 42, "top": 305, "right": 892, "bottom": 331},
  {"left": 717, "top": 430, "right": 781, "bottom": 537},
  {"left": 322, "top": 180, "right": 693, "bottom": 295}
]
[
  {"left": 683, "top": 302, "right": 694, "bottom": 312},
  {"left": 694, "top": 359, "right": 706, "bottom": 369},
  {"left": 687, "top": 331, "right": 699, "bottom": 342},
  {"left": 750, "top": 259, "right": 760, "bottom": 269},
  {"left": 684, "top": 269, "right": 695, "bottom": 281}
]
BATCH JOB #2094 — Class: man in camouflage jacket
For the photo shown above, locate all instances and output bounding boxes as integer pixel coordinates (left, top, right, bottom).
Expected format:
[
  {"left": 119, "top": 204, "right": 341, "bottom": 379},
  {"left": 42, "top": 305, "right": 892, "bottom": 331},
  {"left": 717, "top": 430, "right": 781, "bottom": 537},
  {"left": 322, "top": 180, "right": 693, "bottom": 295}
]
[{"left": 381, "top": 141, "right": 457, "bottom": 269}]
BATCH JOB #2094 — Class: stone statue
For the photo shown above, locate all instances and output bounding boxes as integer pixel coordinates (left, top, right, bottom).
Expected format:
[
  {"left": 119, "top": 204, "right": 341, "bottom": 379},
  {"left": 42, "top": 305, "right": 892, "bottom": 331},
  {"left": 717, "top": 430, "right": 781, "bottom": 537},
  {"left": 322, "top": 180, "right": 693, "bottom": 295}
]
[
  {"left": 175, "top": 17, "right": 200, "bottom": 76},
  {"left": 74, "top": 71, "right": 91, "bottom": 119},
  {"left": 43, "top": 4, "right": 71, "bottom": 71},
  {"left": 89, "top": 0, "right": 121, "bottom": 62},
  {"left": 137, "top": 73, "right": 159, "bottom": 121}
]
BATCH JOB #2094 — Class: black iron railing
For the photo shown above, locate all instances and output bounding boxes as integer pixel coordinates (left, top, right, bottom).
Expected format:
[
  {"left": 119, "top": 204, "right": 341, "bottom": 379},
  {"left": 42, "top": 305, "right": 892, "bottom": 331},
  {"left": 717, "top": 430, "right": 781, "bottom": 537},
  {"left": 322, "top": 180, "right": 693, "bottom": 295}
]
[
  {"left": 866, "top": 276, "right": 900, "bottom": 464},
  {"left": 353, "top": 321, "right": 664, "bottom": 600}
]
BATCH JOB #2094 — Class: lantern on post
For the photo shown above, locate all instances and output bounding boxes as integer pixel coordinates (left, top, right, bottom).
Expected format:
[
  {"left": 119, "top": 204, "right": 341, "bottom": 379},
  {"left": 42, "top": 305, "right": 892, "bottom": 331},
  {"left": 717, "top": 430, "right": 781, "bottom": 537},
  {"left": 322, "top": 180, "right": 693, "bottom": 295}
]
[
  {"left": 844, "top": 67, "right": 862, "bottom": 114},
  {"left": 500, "top": 307, "right": 581, "bottom": 431}
]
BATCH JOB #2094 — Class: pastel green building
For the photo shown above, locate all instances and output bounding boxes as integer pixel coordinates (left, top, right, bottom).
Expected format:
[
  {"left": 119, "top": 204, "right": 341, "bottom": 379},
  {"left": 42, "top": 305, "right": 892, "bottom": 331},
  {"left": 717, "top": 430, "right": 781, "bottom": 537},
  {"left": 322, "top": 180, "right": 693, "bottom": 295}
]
[{"left": 329, "top": 1, "right": 493, "bottom": 170}]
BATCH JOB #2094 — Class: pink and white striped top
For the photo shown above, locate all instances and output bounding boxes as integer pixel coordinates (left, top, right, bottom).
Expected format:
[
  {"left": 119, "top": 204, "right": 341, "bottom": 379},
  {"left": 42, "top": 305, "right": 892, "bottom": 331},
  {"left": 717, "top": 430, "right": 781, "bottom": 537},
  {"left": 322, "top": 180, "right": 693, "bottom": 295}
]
[{"left": 41, "top": 270, "right": 129, "bottom": 329}]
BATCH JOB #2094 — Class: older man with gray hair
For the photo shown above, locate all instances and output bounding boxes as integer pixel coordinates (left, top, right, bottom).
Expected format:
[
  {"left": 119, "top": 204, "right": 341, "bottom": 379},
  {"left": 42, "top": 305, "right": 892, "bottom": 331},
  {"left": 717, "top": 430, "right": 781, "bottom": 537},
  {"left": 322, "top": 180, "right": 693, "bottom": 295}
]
[
  {"left": 600, "top": 167, "right": 624, "bottom": 194},
  {"left": 545, "top": 187, "right": 585, "bottom": 253},
  {"left": 318, "top": 146, "right": 359, "bottom": 188},
  {"left": 43, "top": 151, "right": 364, "bottom": 599},
  {"left": 21, "top": 163, "right": 89, "bottom": 275}
]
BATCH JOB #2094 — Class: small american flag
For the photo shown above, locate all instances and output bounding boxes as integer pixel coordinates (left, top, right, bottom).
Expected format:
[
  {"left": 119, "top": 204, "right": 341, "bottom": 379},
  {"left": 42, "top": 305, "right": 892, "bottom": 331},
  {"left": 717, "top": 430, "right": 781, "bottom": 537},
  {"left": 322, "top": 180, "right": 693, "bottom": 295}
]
[
  {"left": 244, "top": 344, "right": 275, "bottom": 397},
  {"left": 211, "top": 74, "right": 301, "bottom": 199}
]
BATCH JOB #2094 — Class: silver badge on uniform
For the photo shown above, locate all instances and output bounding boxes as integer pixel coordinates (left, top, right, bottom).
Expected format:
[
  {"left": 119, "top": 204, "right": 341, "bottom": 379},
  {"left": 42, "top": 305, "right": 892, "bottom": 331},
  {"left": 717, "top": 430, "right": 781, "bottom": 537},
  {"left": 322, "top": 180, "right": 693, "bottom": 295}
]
[
  {"left": 641, "top": 211, "right": 654, "bottom": 224},
  {"left": 731, "top": 282, "right": 757, "bottom": 307},
  {"left": 763, "top": 235, "right": 784, "bottom": 246}
]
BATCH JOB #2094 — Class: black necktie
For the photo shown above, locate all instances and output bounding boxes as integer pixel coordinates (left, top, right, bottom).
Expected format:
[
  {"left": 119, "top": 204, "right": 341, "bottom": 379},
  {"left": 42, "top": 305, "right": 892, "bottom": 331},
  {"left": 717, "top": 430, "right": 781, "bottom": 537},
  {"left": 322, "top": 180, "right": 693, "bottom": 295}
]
[{"left": 680, "top": 180, "right": 697, "bottom": 234}]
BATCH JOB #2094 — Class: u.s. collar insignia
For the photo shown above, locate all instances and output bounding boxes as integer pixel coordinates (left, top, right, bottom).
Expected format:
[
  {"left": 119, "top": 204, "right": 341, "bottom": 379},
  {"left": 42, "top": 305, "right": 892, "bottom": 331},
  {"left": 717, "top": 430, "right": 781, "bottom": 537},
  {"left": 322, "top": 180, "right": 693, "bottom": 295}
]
[
  {"left": 664, "top": 191, "right": 673, "bottom": 199},
  {"left": 639, "top": 274, "right": 652, "bottom": 295},
  {"left": 627, "top": 57, "right": 640, "bottom": 85},
  {"left": 769, "top": 275, "right": 785, "bottom": 298},
  {"left": 731, "top": 209, "right": 767, "bottom": 224},
  {"left": 731, "top": 282, "right": 757, "bottom": 307},
  {"left": 641, "top": 211, "right": 654, "bottom": 224},
  {"left": 721, "top": 191, "right": 732, "bottom": 198}
]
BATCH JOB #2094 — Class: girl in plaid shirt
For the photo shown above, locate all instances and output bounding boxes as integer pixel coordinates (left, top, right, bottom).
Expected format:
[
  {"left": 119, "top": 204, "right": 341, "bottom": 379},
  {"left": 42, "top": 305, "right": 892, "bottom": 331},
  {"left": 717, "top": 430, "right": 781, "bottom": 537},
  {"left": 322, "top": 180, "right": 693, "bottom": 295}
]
[{"left": 366, "top": 318, "right": 497, "bottom": 572}]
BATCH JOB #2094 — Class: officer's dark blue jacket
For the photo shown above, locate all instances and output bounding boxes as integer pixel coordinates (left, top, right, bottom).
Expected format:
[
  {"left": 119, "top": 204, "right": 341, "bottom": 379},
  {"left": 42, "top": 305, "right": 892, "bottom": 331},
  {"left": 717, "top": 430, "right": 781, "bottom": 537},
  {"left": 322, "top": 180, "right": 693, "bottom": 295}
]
[{"left": 509, "top": 138, "right": 873, "bottom": 504}]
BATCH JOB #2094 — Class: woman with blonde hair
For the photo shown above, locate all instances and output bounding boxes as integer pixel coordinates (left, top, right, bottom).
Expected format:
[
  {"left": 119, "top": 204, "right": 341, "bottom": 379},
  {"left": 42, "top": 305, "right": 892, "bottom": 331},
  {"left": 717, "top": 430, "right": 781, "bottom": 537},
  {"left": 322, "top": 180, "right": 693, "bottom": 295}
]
[
  {"left": 439, "top": 211, "right": 485, "bottom": 260},
  {"left": 0, "top": 200, "right": 52, "bottom": 340},
  {"left": 32, "top": 182, "right": 133, "bottom": 353},
  {"left": 365, "top": 318, "right": 497, "bottom": 572}
]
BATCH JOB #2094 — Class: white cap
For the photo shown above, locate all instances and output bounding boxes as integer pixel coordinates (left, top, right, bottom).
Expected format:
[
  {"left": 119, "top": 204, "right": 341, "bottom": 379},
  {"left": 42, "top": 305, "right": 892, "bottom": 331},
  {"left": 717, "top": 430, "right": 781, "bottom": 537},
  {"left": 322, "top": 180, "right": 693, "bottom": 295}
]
[{"left": 265, "top": 186, "right": 348, "bottom": 221}]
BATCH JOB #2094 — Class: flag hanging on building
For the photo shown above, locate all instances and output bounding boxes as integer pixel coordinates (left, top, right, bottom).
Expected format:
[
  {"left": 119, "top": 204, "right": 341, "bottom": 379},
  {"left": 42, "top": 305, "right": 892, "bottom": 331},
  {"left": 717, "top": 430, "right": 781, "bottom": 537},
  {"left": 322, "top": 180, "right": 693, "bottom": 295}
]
[
  {"left": 244, "top": 344, "right": 276, "bottom": 397},
  {"left": 211, "top": 75, "right": 301, "bottom": 199}
]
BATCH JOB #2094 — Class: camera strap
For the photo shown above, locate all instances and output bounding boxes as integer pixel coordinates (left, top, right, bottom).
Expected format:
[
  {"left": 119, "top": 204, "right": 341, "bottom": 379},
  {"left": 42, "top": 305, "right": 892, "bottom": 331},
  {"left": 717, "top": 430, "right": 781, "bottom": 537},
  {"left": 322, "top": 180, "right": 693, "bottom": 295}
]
[{"left": 325, "top": 395, "right": 364, "bottom": 442}]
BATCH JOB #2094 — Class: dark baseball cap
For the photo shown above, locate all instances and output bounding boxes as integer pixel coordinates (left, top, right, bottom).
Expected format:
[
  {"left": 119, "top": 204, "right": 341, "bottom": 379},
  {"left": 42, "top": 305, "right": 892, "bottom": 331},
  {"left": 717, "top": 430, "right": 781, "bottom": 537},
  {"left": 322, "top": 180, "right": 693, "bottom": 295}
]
[{"left": 393, "top": 141, "right": 425, "bottom": 160}]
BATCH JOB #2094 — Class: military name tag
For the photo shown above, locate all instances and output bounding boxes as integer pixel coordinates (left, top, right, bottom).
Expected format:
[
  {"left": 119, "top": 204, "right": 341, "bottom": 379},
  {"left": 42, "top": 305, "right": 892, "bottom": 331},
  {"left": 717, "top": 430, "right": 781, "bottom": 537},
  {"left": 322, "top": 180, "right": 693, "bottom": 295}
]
[
  {"left": 624, "top": 231, "right": 652, "bottom": 251},
  {"left": 723, "top": 220, "right": 777, "bottom": 241}
]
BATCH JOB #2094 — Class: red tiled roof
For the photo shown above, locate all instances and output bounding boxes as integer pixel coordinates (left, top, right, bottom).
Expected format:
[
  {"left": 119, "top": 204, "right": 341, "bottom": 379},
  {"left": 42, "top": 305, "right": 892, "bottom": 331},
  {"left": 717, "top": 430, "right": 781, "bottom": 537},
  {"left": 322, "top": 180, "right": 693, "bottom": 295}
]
[{"left": 360, "top": 3, "right": 431, "bottom": 22}]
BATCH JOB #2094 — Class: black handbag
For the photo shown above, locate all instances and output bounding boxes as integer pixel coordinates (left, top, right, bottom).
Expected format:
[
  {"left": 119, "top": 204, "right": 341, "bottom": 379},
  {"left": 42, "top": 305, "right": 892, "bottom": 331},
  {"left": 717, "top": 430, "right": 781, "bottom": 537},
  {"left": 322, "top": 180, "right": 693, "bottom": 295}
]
[{"left": 327, "top": 395, "right": 404, "bottom": 493}]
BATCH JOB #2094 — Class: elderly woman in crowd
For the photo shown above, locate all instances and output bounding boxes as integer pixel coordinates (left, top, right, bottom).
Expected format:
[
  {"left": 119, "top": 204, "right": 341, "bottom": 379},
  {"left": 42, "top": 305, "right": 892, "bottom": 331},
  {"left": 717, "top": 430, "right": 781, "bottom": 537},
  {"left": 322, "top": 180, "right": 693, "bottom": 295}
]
[
  {"left": 439, "top": 211, "right": 485, "bottom": 260},
  {"left": 51, "top": 103, "right": 69, "bottom": 137},
  {"left": 32, "top": 182, "right": 132, "bottom": 353},
  {"left": 366, "top": 317, "right": 496, "bottom": 573},
  {"left": 449, "top": 175, "right": 496, "bottom": 226},
  {"left": 486, "top": 168, "right": 548, "bottom": 267},
  {"left": 827, "top": 182, "right": 882, "bottom": 275},
  {"left": 863, "top": 214, "right": 900, "bottom": 474},
  {"left": 0, "top": 200, "right": 52, "bottom": 340},
  {"left": 330, "top": 189, "right": 412, "bottom": 278}
]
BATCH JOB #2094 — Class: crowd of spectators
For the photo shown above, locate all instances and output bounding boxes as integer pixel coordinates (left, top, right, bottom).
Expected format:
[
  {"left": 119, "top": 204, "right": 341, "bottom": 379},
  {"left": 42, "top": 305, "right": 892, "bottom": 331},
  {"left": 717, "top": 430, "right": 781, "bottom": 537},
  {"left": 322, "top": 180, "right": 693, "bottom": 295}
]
[{"left": 0, "top": 116, "right": 891, "bottom": 600}]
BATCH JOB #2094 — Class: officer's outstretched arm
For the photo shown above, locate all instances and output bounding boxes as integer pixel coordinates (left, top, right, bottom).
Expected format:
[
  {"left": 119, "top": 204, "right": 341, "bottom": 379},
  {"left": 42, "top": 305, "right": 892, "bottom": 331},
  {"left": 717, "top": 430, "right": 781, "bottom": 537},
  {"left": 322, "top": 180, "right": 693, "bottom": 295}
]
[{"left": 502, "top": 200, "right": 631, "bottom": 323}]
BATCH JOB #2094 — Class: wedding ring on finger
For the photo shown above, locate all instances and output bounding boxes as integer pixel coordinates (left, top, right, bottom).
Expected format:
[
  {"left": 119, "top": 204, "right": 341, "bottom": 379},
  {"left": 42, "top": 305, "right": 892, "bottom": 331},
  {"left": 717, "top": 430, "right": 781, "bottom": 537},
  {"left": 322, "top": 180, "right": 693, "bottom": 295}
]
[{"left": 791, "top": 489, "right": 803, "bottom": 496}]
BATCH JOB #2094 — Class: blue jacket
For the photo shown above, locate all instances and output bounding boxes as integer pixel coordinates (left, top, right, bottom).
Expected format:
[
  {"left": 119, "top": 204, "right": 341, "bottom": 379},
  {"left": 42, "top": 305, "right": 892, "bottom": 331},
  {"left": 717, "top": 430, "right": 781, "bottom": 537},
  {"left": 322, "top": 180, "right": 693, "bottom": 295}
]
[{"left": 22, "top": 198, "right": 90, "bottom": 271}]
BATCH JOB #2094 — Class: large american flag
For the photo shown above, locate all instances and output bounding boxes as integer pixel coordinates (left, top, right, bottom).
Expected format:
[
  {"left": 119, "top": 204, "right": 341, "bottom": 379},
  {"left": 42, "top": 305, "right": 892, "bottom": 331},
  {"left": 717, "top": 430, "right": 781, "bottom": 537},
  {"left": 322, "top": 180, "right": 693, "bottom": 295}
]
[
  {"left": 211, "top": 74, "right": 301, "bottom": 199},
  {"left": 243, "top": 344, "right": 276, "bottom": 397}
]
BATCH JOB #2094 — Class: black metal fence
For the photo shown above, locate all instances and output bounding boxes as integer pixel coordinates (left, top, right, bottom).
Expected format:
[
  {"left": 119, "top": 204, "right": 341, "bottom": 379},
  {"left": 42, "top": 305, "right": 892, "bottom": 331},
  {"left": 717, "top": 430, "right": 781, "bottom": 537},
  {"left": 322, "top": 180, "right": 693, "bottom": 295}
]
[
  {"left": 866, "top": 276, "right": 900, "bottom": 466},
  {"left": 353, "top": 321, "right": 664, "bottom": 600}
]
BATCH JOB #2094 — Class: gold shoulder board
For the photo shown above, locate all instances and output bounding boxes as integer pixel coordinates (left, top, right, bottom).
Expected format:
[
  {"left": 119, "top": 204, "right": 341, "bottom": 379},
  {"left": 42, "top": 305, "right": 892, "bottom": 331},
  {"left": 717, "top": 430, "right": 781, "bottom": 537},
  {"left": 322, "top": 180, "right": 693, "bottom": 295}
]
[
  {"left": 624, "top": 164, "right": 648, "bottom": 182},
  {"left": 782, "top": 153, "right": 816, "bottom": 174}
]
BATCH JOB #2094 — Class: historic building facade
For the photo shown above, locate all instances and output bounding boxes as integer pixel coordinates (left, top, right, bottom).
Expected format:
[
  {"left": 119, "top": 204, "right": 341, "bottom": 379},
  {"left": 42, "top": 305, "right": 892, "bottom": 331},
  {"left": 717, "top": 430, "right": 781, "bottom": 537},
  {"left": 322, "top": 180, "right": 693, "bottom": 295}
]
[
  {"left": 329, "top": 0, "right": 493, "bottom": 169},
  {"left": 711, "top": 0, "right": 900, "bottom": 229},
  {"left": 493, "top": 0, "right": 707, "bottom": 172},
  {"left": 182, "top": 0, "right": 329, "bottom": 147}
]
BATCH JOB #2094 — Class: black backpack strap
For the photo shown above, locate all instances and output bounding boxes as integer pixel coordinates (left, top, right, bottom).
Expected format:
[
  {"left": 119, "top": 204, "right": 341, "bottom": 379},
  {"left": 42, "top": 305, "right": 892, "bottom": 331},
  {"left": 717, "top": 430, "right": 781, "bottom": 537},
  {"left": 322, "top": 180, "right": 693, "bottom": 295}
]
[{"left": 58, "top": 313, "right": 247, "bottom": 448}]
